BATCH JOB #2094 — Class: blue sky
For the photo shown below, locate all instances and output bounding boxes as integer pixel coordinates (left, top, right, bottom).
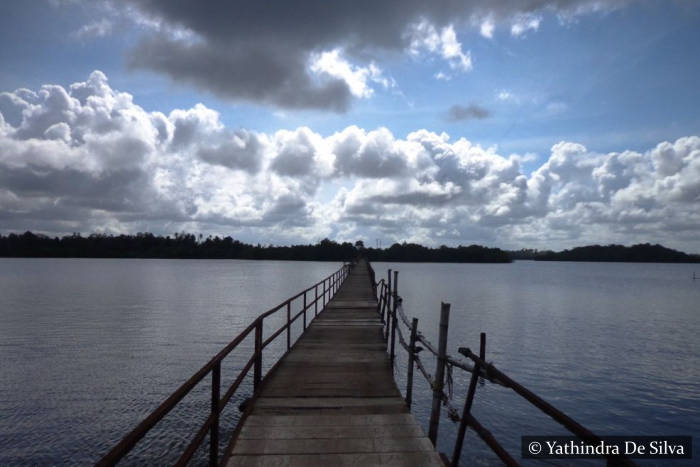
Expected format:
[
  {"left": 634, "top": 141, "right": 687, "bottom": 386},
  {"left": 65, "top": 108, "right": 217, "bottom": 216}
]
[{"left": 1, "top": 1, "right": 699, "bottom": 251}]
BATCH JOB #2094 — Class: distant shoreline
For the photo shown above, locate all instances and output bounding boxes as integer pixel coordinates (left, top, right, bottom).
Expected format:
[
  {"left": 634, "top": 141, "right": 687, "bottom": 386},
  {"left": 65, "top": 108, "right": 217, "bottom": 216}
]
[
  {"left": 1, "top": 232, "right": 698, "bottom": 263},
  {"left": 512, "top": 243, "right": 700, "bottom": 263}
]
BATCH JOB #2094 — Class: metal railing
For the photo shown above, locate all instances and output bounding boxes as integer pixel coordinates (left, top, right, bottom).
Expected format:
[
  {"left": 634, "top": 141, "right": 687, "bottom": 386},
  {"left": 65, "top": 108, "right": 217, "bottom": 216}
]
[
  {"left": 370, "top": 263, "right": 635, "bottom": 467},
  {"left": 97, "top": 262, "right": 352, "bottom": 466}
]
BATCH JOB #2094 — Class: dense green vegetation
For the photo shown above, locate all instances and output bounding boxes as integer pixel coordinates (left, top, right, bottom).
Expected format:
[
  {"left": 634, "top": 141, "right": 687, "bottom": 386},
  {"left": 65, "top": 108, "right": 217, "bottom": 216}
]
[
  {"left": 365, "top": 242, "right": 511, "bottom": 263},
  {"left": 0, "top": 232, "right": 511, "bottom": 262},
  {"left": 532, "top": 243, "right": 700, "bottom": 263},
  {"left": 2, "top": 233, "right": 696, "bottom": 263}
]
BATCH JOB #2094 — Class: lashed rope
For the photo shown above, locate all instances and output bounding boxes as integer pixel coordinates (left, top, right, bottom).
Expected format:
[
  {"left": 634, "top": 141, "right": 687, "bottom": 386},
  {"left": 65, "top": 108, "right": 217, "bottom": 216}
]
[
  {"left": 377, "top": 286, "right": 501, "bottom": 424},
  {"left": 396, "top": 299, "right": 504, "bottom": 385},
  {"left": 394, "top": 310, "right": 464, "bottom": 424}
]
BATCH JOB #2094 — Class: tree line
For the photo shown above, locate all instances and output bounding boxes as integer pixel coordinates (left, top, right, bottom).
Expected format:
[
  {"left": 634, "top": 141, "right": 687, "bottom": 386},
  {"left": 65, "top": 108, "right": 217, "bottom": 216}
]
[
  {"left": 363, "top": 242, "right": 511, "bottom": 263},
  {"left": 1, "top": 232, "right": 696, "bottom": 263},
  {"left": 530, "top": 243, "right": 700, "bottom": 263},
  {"left": 0, "top": 232, "right": 511, "bottom": 262}
]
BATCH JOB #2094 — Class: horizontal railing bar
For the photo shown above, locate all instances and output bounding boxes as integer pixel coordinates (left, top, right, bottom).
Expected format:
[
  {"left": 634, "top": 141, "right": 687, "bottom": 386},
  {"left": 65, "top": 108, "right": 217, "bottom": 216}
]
[
  {"left": 261, "top": 302, "right": 317, "bottom": 350},
  {"left": 257, "top": 266, "right": 344, "bottom": 320},
  {"left": 262, "top": 322, "right": 289, "bottom": 349},
  {"left": 464, "top": 414, "right": 520, "bottom": 466},
  {"left": 96, "top": 321, "right": 257, "bottom": 466},
  {"left": 459, "top": 347, "right": 635, "bottom": 466},
  {"left": 291, "top": 307, "right": 306, "bottom": 323},
  {"left": 219, "top": 354, "right": 256, "bottom": 409},
  {"left": 175, "top": 354, "right": 257, "bottom": 466},
  {"left": 174, "top": 412, "right": 214, "bottom": 467}
]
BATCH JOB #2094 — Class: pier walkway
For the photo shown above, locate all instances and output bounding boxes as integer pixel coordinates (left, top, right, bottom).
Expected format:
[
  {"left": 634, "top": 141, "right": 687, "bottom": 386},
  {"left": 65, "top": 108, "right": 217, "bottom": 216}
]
[{"left": 224, "top": 260, "right": 443, "bottom": 466}]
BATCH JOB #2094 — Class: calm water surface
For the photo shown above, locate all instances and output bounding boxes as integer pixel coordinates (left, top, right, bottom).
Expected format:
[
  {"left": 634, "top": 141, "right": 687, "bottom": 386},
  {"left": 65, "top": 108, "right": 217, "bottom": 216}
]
[
  {"left": 375, "top": 261, "right": 700, "bottom": 465},
  {"left": 1, "top": 259, "right": 698, "bottom": 465}
]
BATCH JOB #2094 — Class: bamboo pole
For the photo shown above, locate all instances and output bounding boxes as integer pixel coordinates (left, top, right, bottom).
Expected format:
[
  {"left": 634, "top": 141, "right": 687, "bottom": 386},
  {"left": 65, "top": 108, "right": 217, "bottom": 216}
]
[
  {"left": 385, "top": 269, "right": 392, "bottom": 343},
  {"left": 458, "top": 347, "right": 636, "bottom": 467},
  {"left": 428, "top": 302, "right": 450, "bottom": 445},
  {"left": 253, "top": 320, "right": 263, "bottom": 391},
  {"left": 405, "top": 317, "right": 419, "bottom": 408},
  {"left": 286, "top": 302, "right": 291, "bottom": 351},
  {"left": 390, "top": 271, "right": 398, "bottom": 366},
  {"left": 209, "top": 361, "right": 220, "bottom": 467},
  {"left": 452, "top": 332, "right": 485, "bottom": 466}
]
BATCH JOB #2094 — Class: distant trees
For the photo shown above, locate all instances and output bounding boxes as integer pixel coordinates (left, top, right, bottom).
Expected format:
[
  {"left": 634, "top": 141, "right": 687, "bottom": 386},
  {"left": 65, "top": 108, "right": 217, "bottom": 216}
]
[
  {"left": 0, "top": 231, "right": 356, "bottom": 261},
  {"left": 365, "top": 242, "right": 511, "bottom": 263},
  {"left": 8, "top": 233, "right": 693, "bottom": 263},
  {"left": 507, "top": 248, "right": 542, "bottom": 260},
  {"left": 532, "top": 243, "right": 700, "bottom": 263},
  {"left": 0, "top": 232, "right": 512, "bottom": 263}
]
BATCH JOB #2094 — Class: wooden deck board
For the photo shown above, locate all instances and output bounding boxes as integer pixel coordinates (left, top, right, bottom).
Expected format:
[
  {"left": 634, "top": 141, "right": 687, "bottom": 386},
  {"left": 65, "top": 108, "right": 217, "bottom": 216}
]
[{"left": 224, "top": 260, "right": 441, "bottom": 467}]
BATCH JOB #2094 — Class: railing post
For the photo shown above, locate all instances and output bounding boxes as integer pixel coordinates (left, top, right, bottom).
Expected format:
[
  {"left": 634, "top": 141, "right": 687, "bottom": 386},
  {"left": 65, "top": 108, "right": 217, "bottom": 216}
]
[
  {"left": 286, "top": 302, "right": 291, "bottom": 351},
  {"left": 406, "top": 317, "right": 419, "bottom": 408},
  {"left": 209, "top": 361, "right": 220, "bottom": 467},
  {"left": 390, "top": 270, "right": 398, "bottom": 367},
  {"left": 315, "top": 284, "right": 318, "bottom": 316},
  {"left": 385, "top": 269, "right": 392, "bottom": 343},
  {"left": 452, "top": 332, "right": 486, "bottom": 466},
  {"left": 254, "top": 320, "right": 263, "bottom": 391},
  {"left": 303, "top": 291, "right": 307, "bottom": 331},
  {"left": 428, "top": 302, "right": 450, "bottom": 445},
  {"left": 323, "top": 278, "right": 327, "bottom": 308},
  {"left": 377, "top": 282, "right": 385, "bottom": 322}
]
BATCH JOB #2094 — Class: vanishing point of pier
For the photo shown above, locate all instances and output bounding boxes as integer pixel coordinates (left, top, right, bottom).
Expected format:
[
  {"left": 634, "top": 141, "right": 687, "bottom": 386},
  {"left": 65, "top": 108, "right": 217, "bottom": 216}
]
[{"left": 225, "top": 259, "right": 442, "bottom": 466}]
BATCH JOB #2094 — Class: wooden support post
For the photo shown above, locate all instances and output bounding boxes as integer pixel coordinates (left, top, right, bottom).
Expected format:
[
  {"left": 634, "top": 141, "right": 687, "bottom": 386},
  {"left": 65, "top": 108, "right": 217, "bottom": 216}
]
[
  {"left": 209, "top": 361, "right": 220, "bottom": 467},
  {"left": 428, "top": 302, "right": 450, "bottom": 445},
  {"left": 314, "top": 284, "right": 318, "bottom": 316},
  {"left": 286, "top": 302, "right": 291, "bottom": 351},
  {"left": 377, "top": 283, "right": 385, "bottom": 322},
  {"left": 390, "top": 270, "right": 399, "bottom": 367},
  {"left": 385, "top": 269, "right": 392, "bottom": 343},
  {"left": 323, "top": 278, "right": 327, "bottom": 308},
  {"left": 253, "top": 320, "right": 263, "bottom": 391},
  {"left": 405, "top": 317, "right": 419, "bottom": 408},
  {"left": 303, "top": 292, "right": 307, "bottom": 331},
  {"left": 452, "top": 332, "right": 486, "bottom": 466}
]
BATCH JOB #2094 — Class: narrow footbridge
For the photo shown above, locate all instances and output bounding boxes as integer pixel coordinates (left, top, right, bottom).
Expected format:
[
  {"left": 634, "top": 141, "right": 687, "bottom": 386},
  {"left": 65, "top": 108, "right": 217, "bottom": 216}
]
[{"left": 225, "top": 259, "right": 443, "bottom": 466}]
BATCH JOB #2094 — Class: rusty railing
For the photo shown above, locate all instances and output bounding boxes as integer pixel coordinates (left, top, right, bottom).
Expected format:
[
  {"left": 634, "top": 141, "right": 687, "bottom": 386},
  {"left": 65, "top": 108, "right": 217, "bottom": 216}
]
[{"left": 97, "top": 262, "right": 352, "bottom": 466}]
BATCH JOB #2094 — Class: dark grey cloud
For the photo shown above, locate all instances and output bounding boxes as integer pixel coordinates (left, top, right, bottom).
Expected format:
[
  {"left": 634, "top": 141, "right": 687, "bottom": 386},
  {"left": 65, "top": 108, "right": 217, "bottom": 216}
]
[
  {"left": 270, "top": 130, "right": 317, "bottom": 176},
  {"left": 445, "top": 103, "right": 491, "bottom": 122},
  {"left": 332, "top": 127, "right": 410, "bottom": 178},
  {"left": 128, "top": 36, "right": 352, "bottom": 112},
  {"left": 114, "top": 0, "right": 630, "bottom": 111},
  {"left": 197, "top": 131, "right": 263, "bottom": 172}
]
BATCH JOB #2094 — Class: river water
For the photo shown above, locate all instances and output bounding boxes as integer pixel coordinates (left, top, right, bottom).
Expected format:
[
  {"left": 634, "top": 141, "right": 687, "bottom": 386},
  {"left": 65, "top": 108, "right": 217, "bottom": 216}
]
[{"left": 0, "top": 258, "right": 698, "bottom": 465}]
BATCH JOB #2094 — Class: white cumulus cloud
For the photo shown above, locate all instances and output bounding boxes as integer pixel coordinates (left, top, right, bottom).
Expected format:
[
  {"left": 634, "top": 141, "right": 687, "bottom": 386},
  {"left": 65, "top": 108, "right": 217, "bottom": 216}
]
[{"left": 1, "top": 72, "right": 699, "bottom": 252}]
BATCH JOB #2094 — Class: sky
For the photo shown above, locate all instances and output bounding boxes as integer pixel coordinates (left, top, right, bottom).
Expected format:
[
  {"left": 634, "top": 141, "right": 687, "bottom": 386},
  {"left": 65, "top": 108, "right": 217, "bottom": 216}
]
[{"left": 1, "top": 1, "right": 699, "bottom": 252}]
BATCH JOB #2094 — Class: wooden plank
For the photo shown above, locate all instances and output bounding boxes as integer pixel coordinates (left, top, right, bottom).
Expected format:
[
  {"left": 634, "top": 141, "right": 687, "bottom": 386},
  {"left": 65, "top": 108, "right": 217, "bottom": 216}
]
[
  {"left": 232, "top": 436, "right": 435, "bottom": 455},
  {"left": 253, "top": 398, "right": 405, "bottom": 408},
  {"left": 226, "top": 452, "right": 444, "bottom": 467},
  {"left": 242, "top": 414, "right": 417, "bottom": 427},
  {"left": 238, "top": 424, "right": 426, "bottom": 440}
]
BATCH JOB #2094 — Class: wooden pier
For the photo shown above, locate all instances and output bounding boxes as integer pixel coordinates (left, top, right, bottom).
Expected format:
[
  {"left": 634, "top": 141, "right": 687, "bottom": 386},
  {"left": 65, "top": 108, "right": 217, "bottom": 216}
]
[
  {"left": 99, "top": 258, "right": 634, "bottom": 466},
  {"left": 224, "top": 259, "right": 443, "bottom": 466}
]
